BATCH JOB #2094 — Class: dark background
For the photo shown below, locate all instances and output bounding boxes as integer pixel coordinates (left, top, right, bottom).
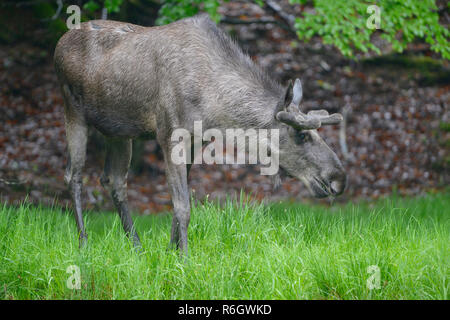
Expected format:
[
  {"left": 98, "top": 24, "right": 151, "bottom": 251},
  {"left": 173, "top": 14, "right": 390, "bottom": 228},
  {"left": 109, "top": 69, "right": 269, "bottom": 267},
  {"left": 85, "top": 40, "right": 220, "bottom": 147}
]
[{"left": 0, "top": 0, "right": 449, "bottom": 213}]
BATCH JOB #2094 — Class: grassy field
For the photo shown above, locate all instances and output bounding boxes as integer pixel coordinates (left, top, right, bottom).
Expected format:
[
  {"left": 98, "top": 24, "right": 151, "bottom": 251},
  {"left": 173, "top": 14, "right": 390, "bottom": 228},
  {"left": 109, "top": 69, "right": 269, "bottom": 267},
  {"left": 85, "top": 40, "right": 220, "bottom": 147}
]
[{"left": 0, "top": 192, "right": 448, "bottom": 300}]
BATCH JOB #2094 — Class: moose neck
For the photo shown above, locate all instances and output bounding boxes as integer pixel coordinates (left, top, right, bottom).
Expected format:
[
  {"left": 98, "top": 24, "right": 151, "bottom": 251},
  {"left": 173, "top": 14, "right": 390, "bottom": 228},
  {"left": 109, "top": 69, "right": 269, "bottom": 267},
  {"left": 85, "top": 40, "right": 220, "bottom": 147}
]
[{"left": 211, "top": 66, "right": 284, "bottom": 131}]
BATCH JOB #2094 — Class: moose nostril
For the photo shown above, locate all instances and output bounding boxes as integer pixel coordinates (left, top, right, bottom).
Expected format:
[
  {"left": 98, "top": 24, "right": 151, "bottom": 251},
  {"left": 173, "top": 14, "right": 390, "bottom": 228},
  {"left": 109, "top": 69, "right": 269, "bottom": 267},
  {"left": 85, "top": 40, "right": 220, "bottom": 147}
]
[
  {"left": 330, "top": 176, "right": 346, "bottom": 195},
  {"left": 330, "top": 181, "right": 340, "bottom": 194}
]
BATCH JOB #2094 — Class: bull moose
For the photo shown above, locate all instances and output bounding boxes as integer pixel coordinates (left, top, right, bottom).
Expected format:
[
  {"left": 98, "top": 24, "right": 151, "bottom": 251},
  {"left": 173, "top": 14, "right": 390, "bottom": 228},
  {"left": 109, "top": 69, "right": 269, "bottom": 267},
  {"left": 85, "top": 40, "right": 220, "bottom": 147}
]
[{"left": 54, "top": 14, "right": 346, "bottom": 255}]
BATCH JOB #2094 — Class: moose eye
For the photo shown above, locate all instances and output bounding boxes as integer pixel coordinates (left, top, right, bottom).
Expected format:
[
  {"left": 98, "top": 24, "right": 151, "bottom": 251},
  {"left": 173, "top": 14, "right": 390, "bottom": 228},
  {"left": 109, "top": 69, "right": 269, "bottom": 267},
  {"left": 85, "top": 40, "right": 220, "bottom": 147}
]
[{"left": 295, "top": 131, "right": 309, "bottom": 144}]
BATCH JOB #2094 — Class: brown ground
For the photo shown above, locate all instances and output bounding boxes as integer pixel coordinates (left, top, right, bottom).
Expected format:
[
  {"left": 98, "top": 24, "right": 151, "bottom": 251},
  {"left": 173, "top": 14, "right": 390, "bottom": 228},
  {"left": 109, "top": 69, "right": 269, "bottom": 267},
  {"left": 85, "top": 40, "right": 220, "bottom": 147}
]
[{"left": 0, "top": 2, "right": 449, "bottom": 214}]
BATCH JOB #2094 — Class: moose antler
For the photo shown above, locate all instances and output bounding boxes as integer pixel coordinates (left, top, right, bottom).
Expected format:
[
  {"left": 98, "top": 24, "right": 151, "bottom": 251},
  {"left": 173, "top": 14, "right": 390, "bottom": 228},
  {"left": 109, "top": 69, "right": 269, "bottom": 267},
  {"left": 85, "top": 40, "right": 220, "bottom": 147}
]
[
  {"left": 276, "top": 78, "right": 343, "bottom": 130},
  {"left": 306, "top": 110, "right": 343, "bottom": 125},
  {"left": 276, "top": 111, "right": 321, "bottom": 130}
]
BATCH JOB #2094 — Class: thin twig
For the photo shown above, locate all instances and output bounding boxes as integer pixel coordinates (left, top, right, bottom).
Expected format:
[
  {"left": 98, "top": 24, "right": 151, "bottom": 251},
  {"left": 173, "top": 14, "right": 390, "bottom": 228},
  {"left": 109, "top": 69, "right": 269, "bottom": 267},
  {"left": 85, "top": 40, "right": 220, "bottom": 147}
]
[
  {"left": 264, "top": 0, "right": 296, "bottom": 26},
  {"left": 101, "top": 7, "right": 108, "bottom": 20},
  {"left": 339, "top": 98, "right": 353, "bottom": 162},
  {"left": 220, "top": 17, "right": 277, "bottom": 25},
  {"left": 220, "top": 17, "right": 291, "bottom": 32},
  {"left": 52, "top": 0, "right": 63, "bottom": 20},
  {"left": 41, "top": 0, "right": 63, "bottom": 21},
  {"left": 0, "top": 177, "right": 28, "bottom": 185},
  {"left": 262, "top": 0, "right": 297, "bottom": 36}
]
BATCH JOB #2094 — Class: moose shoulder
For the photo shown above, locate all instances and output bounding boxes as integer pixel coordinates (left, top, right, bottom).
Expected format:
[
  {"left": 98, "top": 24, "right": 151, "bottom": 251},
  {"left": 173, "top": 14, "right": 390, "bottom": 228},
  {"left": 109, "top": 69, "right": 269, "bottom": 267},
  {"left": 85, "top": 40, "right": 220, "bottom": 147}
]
[{"left": 54, "top": 15, "right": 346, "bottom": 255}]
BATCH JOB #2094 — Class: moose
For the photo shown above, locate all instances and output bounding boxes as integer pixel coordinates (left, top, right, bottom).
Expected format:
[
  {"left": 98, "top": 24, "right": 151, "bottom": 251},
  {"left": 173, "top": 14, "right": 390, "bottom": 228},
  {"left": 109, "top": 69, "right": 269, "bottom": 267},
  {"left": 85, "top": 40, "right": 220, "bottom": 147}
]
[{"left": 54, "top": 15, "right": 346, "bottom": 255}]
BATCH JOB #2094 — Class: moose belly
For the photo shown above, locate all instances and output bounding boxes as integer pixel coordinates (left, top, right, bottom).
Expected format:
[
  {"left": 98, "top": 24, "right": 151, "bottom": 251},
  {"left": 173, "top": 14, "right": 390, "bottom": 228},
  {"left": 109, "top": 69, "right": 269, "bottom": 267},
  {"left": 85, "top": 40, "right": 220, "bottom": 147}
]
[{"left": 85, "top": 106, "right": 156, "bottom": 139}]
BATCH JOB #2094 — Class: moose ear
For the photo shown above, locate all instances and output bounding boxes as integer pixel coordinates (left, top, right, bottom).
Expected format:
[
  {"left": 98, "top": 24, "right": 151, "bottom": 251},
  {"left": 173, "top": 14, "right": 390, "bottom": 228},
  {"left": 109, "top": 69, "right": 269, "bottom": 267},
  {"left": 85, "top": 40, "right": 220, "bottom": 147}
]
[
  {"left": 292, "top": 78, "right": 303, "bottom": 107},
  {"left": 282, "top": 79, "right": 293, "bottom": 108}
]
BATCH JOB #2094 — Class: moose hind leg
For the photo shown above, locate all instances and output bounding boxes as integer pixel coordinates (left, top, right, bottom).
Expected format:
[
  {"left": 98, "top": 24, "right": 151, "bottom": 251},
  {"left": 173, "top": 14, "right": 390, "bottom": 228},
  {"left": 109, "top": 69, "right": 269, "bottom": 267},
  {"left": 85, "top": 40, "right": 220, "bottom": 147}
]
[
  {"left": 64, "top": 118, "right": 88, "bottom": 248},
  {"left": 101, "top": 138, "right": 141, "bottom": 248}
]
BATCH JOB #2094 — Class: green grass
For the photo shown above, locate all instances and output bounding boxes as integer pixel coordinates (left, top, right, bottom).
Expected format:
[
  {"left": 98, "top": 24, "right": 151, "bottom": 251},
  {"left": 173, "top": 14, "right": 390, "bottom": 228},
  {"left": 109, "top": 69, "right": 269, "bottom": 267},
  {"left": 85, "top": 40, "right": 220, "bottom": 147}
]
[{"left": 0, "top": 192, "right": 448, "bottom": 300}]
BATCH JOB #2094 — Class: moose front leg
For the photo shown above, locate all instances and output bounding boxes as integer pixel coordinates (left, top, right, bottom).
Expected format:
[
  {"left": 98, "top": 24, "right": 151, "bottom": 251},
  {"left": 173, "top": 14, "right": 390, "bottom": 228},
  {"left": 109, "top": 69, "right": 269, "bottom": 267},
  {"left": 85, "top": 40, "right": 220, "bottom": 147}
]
[
  {"left": 65, "top": 120, "right": 88, "bottom": 248},
  {"left": 162, "top": 145, "right": 190, "bottom": 255}
]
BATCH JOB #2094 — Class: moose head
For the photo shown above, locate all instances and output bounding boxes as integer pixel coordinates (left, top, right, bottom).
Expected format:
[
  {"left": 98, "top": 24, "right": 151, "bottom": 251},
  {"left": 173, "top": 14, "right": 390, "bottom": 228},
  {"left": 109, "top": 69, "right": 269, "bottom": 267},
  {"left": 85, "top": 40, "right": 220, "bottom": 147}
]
[{"left": 275, "top": 79, "right": 347, "bottom": 198}]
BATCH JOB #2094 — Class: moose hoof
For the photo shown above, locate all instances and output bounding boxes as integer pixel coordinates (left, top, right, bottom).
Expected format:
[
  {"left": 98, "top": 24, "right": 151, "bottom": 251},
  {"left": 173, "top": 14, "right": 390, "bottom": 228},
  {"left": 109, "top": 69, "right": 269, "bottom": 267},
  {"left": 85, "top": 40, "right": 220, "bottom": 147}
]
[{"left": 79, "top": 233, "right": 88, "bottom": 249}]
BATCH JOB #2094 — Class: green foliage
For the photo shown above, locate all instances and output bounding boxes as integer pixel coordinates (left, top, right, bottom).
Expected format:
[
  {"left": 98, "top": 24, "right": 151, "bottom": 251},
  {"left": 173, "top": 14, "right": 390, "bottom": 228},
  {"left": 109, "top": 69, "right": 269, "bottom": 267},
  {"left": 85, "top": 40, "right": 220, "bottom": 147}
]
[
  {"left": 0, "top": 193, "right": 449, "bottom": 299},
  {"left": 290, "top": 0, "right": 449, "bottom": 59},
  {"left": 439, "top": 122, "right": 450, "bottom": 133},
  {"left": 32, "top": 2, "right": 68, "bottom": 44},
  {"left": 84, "top": 0, "right": 124, "bottom": 14},
  {"left": 83, "top": 1, "right": 101, "bottom": 12},
  {"left": 156, "top": 0, "right": 224, "bottom": 25},
  {"left": 29, "top": 0, "right": 449, "bottom": 59},
  {"left": 156, "top": 0, "right": 449, "bottom": 59}
]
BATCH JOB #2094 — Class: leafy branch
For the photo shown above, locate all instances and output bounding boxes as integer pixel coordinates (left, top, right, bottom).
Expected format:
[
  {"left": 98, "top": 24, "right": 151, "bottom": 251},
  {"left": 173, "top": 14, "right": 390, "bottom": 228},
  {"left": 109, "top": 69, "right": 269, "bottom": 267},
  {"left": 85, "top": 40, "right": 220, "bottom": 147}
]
[
  {"left": 156, "top": 0, "right": 449, "bottom": 59},
  {"left": 57, "top": 0, "right": 450, "bottom": 59}
]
